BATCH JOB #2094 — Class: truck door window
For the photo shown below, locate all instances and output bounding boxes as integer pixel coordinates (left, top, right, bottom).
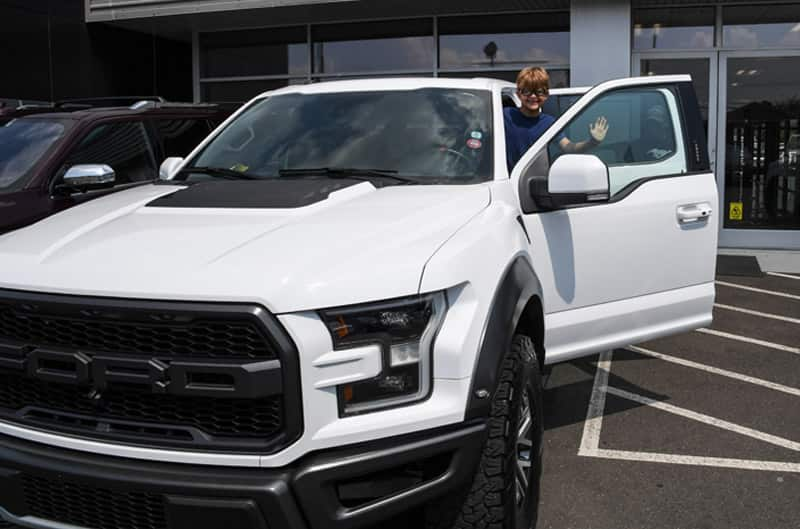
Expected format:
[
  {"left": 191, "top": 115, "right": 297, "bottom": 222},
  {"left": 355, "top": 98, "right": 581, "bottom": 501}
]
[
  {"left": 63, "top": 121, "right": 157, "bottom": 185},
  {"left": 547, "top": 87, "right": 687, "bottom": 196}
]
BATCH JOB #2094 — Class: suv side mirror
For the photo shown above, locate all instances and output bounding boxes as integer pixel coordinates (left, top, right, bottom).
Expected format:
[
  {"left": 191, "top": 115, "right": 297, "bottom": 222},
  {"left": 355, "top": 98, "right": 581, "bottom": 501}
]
[
  {"left": 529, "top": 154, "right": 610, "bottom": 209},
  {"left": 159, "top": 157, "right": 184, "bottom": 180},
  {"left": 55, "top": 164, "right": 116, "bottom": 194}
]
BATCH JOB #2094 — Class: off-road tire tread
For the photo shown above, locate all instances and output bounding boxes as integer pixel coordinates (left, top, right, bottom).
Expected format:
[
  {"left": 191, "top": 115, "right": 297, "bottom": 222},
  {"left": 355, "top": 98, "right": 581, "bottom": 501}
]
[{"left": 449, "top": 334, "right": 537, "bottom": 529}]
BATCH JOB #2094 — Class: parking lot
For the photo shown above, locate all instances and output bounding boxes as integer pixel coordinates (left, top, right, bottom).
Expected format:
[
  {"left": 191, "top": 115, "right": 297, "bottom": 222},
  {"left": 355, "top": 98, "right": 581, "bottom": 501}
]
[{"left": 538, "top": 270, "right": 800, "bottom": 529}]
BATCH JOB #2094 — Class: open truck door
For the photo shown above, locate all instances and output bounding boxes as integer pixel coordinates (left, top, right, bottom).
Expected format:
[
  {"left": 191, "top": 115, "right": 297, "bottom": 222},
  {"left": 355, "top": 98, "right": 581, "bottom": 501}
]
[{"left": 511, "top": 75, "right": 718, "bottom": 363}]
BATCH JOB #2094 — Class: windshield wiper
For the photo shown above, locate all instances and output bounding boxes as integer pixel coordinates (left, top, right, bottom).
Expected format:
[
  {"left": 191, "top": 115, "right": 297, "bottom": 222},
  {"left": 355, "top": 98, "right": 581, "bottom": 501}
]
[
  {"left": 179, "top": 166, "right": 261, "bottom": 180},
  {"left": 278, "top": 167, "right": 417, "bottom": 184}
]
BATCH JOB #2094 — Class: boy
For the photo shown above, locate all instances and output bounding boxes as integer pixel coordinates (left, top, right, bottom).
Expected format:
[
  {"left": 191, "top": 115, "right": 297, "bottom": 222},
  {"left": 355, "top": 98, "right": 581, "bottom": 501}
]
[{"left": 504, "top": 67, "right": 608, "bottom": 171}]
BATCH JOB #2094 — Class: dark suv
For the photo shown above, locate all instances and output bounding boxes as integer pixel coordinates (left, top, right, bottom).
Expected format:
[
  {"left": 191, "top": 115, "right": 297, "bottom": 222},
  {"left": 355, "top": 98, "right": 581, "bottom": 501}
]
[{"left": 0, "top": 101, "right": 229, "bottom": 234}]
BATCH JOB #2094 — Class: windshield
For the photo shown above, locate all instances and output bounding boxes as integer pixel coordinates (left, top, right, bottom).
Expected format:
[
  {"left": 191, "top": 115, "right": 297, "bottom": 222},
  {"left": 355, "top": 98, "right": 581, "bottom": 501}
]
[
  {"left": 182, "top": 88, "right": 494, "bottom": 183},
  {"left": 0, "top": 119, "right": 66, "bottom": 192}
]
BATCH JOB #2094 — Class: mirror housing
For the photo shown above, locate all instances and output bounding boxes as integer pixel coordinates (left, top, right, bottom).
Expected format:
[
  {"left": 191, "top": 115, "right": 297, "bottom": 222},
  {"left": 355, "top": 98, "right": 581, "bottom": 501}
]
[
  {"left": 55, "top": 164, "right": 115, "bottom": 194},
  {"left": 530, "top": 154, "right": 610, "bottom": 210},
  {"left": 159, "top": 157, "right": 184, "bottom": 180}
]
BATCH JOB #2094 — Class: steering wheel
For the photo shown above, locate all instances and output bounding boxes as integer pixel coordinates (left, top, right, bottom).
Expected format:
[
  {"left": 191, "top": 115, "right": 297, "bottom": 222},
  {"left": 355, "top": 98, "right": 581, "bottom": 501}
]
[{"left": 436, "top": 147, "right": 478, "bottom": 175}]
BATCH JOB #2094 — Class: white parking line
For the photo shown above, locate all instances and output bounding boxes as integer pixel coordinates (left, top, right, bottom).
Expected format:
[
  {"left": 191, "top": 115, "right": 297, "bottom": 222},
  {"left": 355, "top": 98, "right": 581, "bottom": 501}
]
[
  {"left": 715, "top": 280, "right": 800, "bottom": 301},
  {"left": 578, "top": 350, "right": 800, "bottom": 473},
  {"left": 578, "top": 352, "right": 611, "bottom": 455},
  {"left": 584, "top": 448, "right": 800, "bottom": 473},
  {"left": 695, "top": 328, "right": 800, "bottom": 355},
  {"left": 767, "top": 272, "right": 800, "bottom": 281},
  {"left": 606, "top": 385, "right": 800, "bottom": 452},
  {"left": 628, "top": 346, "right": 800, "bottom": 398},
  {"left": 714, "top": 303, "right": 800, "bottom": 325}
]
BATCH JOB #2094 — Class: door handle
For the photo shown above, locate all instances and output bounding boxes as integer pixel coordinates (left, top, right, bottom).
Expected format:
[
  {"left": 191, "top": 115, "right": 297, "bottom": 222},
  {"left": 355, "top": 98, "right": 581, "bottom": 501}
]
[{"left": 677, "top": 202, "right": 713, "bottom": 224}]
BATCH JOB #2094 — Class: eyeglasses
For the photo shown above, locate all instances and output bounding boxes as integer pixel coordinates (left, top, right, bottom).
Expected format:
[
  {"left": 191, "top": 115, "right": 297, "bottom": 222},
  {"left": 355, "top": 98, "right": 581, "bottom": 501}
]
[{"left": 518, "top": 88, "right": 549, "bottom": 98}]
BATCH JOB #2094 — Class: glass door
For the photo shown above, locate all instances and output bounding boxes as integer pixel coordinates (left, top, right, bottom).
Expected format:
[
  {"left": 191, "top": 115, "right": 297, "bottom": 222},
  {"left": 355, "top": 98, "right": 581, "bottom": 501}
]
[
  {"left": 718, "top": 51, "right": 800, "bottom": 249},
  {"left": 632, "top": 52, "right": 717, "bottom": 172}
]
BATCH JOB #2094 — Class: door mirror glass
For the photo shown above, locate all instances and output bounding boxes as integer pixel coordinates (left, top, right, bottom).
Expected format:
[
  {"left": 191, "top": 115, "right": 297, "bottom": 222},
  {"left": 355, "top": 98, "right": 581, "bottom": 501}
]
[
  {"left": 530, "top": 154, "right": 609, "bottom": 209},
  {"left": 57, "top": 164, "right": 115, "bottom": 193},
  {"left": 159, "top": 157, "right": 184, "bottom": 180}
]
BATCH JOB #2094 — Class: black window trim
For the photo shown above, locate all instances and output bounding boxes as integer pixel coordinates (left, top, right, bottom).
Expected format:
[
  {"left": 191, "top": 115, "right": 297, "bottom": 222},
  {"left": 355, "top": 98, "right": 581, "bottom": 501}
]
[{"left": 520, "top": 82, "right": 707, "bottom": 213}]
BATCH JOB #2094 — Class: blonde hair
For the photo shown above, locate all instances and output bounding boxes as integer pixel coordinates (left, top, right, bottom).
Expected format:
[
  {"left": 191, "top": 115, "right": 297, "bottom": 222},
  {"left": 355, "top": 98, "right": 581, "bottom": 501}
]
[{"left": 516, "top": 67, "right": 550, "bottom": 92}]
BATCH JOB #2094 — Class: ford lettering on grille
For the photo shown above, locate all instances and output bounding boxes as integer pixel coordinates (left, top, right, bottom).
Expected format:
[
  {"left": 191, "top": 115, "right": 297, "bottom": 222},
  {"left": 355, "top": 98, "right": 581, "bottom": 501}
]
[{"left": 0, "top": 344, "right": 282, "bottom": 399}]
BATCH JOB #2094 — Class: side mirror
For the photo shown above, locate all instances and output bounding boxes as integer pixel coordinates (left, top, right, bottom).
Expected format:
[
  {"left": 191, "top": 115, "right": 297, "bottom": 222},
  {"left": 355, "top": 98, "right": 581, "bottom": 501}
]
[
  {"left": 529, "top": 154, "right": 610, "bottom": 209},
  {"left": 55, "top": 164, "right": 115, "bottom": 194},
  {"left": 159, "top": 157, "right": 184, "bottom": 180}
]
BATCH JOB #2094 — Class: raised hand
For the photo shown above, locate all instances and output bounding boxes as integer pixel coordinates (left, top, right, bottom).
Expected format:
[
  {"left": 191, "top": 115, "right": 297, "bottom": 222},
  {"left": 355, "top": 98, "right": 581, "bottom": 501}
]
[{"left": 589, "top": 116, "right": 609, "bottom": 143}]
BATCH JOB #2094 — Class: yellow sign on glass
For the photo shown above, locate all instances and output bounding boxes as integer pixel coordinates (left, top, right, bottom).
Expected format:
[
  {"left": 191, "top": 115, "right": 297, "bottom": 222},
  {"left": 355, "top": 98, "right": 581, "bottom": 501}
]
[{"left": 729, "top": 202, "right": 743, "bottom": 221}]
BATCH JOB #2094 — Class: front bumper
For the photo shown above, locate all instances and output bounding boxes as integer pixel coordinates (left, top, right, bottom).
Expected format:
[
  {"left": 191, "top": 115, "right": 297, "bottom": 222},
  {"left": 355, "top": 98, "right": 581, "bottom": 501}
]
[{"left": 0, "top": 421, "right": 485, "bottom": 529}]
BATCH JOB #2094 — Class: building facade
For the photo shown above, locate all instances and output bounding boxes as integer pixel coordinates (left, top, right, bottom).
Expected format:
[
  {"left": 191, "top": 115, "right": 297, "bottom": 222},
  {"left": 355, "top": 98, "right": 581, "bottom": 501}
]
[{"left": 8, "top": 0, "right": 800, "bottom": 249}]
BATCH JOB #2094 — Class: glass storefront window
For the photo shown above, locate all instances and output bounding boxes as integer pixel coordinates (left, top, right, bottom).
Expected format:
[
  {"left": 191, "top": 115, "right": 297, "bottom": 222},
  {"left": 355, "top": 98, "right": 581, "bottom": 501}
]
[
  {"left": 312, "top": 19, "right": 434, "bottom": 74},
  {"left": 632, "top": 8, "right": 715, "bottom": 50},
  {"left": 723, "top": 5, "right": 800, "bottom": 49},
  {"left": 724, "top": 57, "right": 800, "bottom": 230},
  {"left": 312, "top": 73, "right": 434, "bottom": 83},
  {"left": 444, "top": 69, "right": 569, "bottom": 89},
  {"left": 201, "top": 79, "right": 294, "bottom": 103},
  {"left": 200, "top": 27, "right": 308, "bottom": 78},
  {"left": 438, "top": 14, "right": 569, "bottom": 71},
  {"left": 640, "top": 58, "right": 710, "bottom": 121}
]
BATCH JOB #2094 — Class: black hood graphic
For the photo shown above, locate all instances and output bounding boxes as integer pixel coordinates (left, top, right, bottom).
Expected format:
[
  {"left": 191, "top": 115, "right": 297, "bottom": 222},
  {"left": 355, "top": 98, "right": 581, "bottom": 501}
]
[{"left": 147, "top": 179, "right": 364, "bottom": 209}]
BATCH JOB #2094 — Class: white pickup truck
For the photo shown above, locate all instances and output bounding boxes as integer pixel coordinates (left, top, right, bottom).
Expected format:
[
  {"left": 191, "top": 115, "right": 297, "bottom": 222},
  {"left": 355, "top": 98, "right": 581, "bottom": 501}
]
[{"left": 0, "top": 75, "right": 717, "bottom": 529}]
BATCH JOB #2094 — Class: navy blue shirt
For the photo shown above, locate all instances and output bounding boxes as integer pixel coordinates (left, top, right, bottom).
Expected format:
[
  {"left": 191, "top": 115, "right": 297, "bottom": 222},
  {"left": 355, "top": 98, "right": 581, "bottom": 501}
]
[{"left": 503, "top": 107, "right": 561, "bottom": 171}]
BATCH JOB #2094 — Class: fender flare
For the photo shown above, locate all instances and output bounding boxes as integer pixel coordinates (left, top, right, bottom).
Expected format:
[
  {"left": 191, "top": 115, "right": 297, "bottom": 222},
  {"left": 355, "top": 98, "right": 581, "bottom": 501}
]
[{"left": 464, "top": 256, "right": 544, "bottom": 420}]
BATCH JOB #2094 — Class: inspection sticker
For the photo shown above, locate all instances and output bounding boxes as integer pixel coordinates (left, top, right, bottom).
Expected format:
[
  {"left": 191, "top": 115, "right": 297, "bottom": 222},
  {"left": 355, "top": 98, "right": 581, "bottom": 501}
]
[
  {"left": 466, "top": 139, "right": 482, "bottom": 149},
  {"left": 729, "top": 202, "right": 743, "bottom": 221},
  {"left": 470, "top": 131, "right": 483, "bottom": 140}
]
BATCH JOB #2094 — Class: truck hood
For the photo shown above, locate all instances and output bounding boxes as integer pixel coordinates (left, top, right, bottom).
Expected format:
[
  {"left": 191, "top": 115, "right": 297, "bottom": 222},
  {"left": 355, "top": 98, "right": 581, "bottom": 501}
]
[{"left": 0, "top": 181, "right": 490, "bottom": 312}]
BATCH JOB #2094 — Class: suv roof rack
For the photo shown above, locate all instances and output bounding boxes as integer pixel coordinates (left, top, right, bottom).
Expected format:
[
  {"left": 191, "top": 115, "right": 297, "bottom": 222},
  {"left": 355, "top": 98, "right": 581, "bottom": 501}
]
[
  {"left": 54, "top": 96, "right": 166, "bottom": 109},
  {"left": 0, "top": 98, "right": 53, "bottom": 113},
  {"left": 50, "top": 97, "right": 220, "bottom": 112}
]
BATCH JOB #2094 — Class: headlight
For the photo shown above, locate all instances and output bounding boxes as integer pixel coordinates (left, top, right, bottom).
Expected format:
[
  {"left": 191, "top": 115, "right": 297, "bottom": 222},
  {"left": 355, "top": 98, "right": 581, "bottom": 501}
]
[{"left": 319, "top": 292, "right": 447, "bottom": 416}]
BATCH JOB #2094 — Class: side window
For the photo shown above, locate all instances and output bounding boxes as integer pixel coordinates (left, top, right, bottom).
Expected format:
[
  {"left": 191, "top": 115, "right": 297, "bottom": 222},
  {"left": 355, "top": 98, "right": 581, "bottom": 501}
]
[
  {"left": 547, "top": 87, "right": 686, "bottom": 196},
  {"left": 63, "top": 122, "right": 156, "bottom": 185},
  {"left": 156, "top": 119, "right": 212, "bottom": 158}
]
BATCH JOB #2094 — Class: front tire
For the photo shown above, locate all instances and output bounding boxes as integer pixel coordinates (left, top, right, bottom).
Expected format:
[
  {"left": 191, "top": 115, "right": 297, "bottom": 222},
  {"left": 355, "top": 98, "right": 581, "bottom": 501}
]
[{"left": 451, "top": 334, "right": 544, "bottom": 529}]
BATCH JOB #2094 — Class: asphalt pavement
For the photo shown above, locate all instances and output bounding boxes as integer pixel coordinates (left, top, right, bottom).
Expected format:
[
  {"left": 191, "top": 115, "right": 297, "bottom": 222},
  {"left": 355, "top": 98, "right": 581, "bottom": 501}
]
[{"left": 538, "top": 272, "right": 800, "bottom": 529}]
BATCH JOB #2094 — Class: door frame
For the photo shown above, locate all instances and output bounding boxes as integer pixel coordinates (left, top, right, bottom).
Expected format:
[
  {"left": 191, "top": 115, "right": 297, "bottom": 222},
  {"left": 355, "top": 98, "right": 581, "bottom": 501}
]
[
  {"left": 631, "top": 50, "right": 718, "bottom": 174},
  {"left": 717, "top": 49, "right": 800, "bottom": 250}
]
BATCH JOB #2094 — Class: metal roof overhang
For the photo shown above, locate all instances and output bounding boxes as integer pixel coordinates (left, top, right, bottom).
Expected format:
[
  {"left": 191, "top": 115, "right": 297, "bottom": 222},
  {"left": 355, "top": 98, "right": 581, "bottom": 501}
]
[
  {"left": 86, "top": 0, "right": 573, "bottom": 41},
  {"left": 85, "top": 0, "right": 571, "bottom": 22}
]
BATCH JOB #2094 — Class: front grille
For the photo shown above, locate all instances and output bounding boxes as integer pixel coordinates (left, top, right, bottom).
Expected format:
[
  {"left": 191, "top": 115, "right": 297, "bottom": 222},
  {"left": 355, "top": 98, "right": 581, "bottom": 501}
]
[
  {"left": 22, "top": 474, "right": 166, "bottom": 529},
  {"left": 0, "top": 303, "right": 276, "bottom": 360},
  {"left": 0, "top": 370, "right": 283, "bottom": 439},
  {"left": 0, "top": 289, "right": 302, "bottom": 452}
]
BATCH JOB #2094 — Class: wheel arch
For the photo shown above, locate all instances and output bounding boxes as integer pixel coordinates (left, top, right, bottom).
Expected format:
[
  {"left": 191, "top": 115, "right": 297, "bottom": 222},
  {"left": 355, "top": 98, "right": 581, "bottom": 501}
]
[{"left": 464, "top": 255, "right": 545, "bottom": 421}]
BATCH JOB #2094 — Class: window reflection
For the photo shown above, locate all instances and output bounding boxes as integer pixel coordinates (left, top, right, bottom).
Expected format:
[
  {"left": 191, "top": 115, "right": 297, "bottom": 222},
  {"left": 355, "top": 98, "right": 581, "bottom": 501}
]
[
  {"left": 200, "top": 28, "right": 308, "bottom": 78},
  {"left": 439, "top": 14, "right": 569, "bottom": 70},
  {"left": 313, "top": 20, "right": 434, "bottom": 74},
  {"left": 444, "top": 70, "right": 569, "bottom": 89},
  {"left": 640, "top": 58, "right": 710, "bottom": 120},
  {"left": 188, "top": 89, "right": 494, "bottom": 181},
  {"left": 632, "top": 8, "right": 714, "bottom": 50},
  {"left": 724, "top": 57, "right": 800, "bottom": 230},
  {"left": 201, "top": 79, "right": 291, "bottom": 103},
  {"left": 723, "top": 5, "right": 800, "bottom": 49}
]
